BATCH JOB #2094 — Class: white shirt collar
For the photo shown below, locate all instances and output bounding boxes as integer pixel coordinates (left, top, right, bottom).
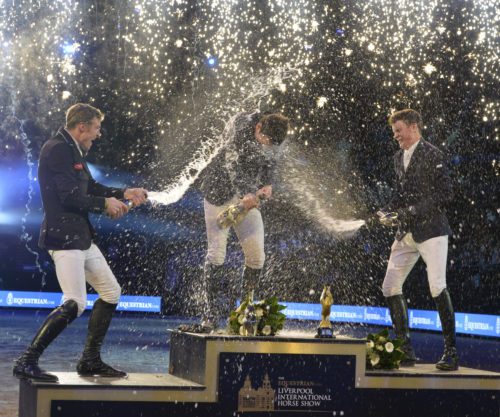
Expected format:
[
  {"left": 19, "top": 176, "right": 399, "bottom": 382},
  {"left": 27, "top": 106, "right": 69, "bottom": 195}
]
[
  {"left": 403, "top": 139, "right": 420, "bottom": 171},
  {"left": 404, "top": 139, "right": 420, "bottom": 157},
  {"left": 64, "top": 128, "right": 84, "bottom": 157}
]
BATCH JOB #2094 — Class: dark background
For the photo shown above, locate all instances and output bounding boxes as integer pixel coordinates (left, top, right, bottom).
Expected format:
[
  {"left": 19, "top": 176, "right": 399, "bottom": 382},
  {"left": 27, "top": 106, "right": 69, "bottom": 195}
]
[{"left": 0, "top": 0, "right": 498, "bottom": 316}]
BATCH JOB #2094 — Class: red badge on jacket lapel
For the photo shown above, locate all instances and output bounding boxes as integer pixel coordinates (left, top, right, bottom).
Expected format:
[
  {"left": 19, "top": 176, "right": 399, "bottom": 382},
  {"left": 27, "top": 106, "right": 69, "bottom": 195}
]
[{"left": 73, "top": 163, "right": 84, "bottom": 171}]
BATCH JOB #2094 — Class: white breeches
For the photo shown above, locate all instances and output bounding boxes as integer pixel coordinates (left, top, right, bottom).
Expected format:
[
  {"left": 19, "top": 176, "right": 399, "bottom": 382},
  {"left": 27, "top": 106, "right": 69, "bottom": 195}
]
[
  {"left": 50, "top": 243, "right": 121, "bottom": 316},
  {"left": 382, "top": 234, "right": 448, "bottom": 298},
  {"left": 204, "top": 197, "right": 265, "bottom": 269}
]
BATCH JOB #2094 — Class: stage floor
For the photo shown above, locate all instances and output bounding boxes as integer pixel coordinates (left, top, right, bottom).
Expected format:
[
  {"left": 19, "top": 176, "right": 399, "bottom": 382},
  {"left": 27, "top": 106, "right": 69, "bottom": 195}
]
[
  {"left": 27, "top": 363, "right": 500, "bottom": 389},
  {"left": 1, "top": 309, "right": 499, "bottom": 417},
  {"left": 366, "top": 363, "right": 500, "bottom": 377}
]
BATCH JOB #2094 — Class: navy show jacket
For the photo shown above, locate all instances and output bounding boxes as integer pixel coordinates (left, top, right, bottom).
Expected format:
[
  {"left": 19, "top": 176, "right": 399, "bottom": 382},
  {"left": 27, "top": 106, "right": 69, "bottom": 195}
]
[
  {"left": 38, "top": 128, "right": 124, "bottom": 250},
  {"left": 385, "top": 139, "right": 453, "bottom": 242}
]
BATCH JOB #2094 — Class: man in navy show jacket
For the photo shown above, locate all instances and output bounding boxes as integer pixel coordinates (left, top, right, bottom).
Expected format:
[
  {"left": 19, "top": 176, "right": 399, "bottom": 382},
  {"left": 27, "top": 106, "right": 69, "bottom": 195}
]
[
  {"left": 13, "top": 103, "right": 148, "bottom": 382},
  {"left": 380, "top": 108, "right": 458, "bottom": 371}
]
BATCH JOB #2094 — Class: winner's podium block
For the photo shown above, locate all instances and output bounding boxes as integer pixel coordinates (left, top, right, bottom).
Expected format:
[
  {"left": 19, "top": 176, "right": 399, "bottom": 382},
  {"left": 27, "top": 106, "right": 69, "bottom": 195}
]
[{"left": 20, "top": 331, "right": 500, "bottom": 417}]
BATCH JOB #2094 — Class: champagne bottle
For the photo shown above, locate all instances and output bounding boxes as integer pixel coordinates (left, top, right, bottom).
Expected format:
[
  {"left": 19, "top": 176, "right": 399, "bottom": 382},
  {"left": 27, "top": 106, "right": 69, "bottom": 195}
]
[
  {"left": 376, "top": 210, "right": 399, "bottom": 227},
  {"left": 217, "top": 195, "right": 264, "bottom": 229}
]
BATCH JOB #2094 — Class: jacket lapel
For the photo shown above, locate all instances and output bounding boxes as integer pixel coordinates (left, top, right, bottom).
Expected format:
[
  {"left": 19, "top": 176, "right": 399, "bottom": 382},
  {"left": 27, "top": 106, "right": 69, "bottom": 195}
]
[
  {"left": 56, "top": 128, "right": 92, "bottom": 178},
  {"left": 395, "top": 149, "right": 404, "bottom": 180},
  {"left": 404, "top": 140, "right": 424, "bottom": 177}
]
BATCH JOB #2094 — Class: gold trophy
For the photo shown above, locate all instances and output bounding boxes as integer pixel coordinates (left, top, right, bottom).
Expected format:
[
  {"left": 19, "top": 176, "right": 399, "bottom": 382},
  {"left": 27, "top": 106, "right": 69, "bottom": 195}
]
[
  {"left": 316, "top": 285, "right": 335, "bottom": 338},
  {"left": 217, "top": 195, "right": 265, "bottom": 229}
]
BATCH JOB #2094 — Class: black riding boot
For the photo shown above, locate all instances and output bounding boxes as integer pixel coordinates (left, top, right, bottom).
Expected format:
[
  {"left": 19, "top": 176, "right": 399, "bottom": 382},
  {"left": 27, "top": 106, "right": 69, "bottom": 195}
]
[
  {"left": 434, "top": 289, "right": 459, "bottom": 371},
  {"left": 241, "top": 266, "right": 262, "bottom": 302},
  {"left": 13, "top": 300, "right": 78, "bottom": 382},
  {"left": 202, "top": 262, "right": 232, "bottom": 330},
  {"left": 76, "top": 299, "right": 126, "bottom": 378},
  {"left": 386, "top": 295, "right": 417, "bottom": 366}
]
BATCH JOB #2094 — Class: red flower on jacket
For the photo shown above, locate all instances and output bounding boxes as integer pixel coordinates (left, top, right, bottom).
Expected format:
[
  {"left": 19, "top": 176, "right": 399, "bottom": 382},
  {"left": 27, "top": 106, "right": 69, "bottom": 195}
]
[{"left": 73, "top": 163, "right": 83, "bottom": 170}]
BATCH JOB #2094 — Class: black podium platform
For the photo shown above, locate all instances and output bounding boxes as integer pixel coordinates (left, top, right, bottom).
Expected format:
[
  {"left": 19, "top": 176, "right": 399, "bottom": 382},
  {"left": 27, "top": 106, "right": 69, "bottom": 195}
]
[{"left": 19, "top": 331, "right": 500, "bottom": 417}]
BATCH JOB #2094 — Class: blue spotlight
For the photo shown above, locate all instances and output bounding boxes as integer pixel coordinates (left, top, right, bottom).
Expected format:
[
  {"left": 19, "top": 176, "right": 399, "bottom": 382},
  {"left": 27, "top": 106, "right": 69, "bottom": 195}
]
[
  {"left": 0, "top": 212, "right": 16, "bottom": 226},
  {"left": 87, "top": 163, "right": 103, "bottom": 180},
  {"left": 206, "top": 56, "right": 218, "bottom": 68},
  {"left": 62, "top": 42, "right": 78, "bottom": 56},
  {"left": 335, "top": 28, "right": 345, "bottom": 36}
]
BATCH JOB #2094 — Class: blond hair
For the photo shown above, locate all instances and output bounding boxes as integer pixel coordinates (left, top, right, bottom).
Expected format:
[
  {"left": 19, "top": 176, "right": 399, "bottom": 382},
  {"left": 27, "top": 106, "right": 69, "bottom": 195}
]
[{"left": 66, "top": 103, "right": 104, "bottom": 129}]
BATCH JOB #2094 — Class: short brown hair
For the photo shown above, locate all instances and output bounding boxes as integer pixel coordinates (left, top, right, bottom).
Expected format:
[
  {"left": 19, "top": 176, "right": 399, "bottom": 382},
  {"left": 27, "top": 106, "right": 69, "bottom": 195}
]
[
  {"left": 65, "top": 103, "right": 104, "bottom": 129},
  {"left": 260, "top": 113, "right": 289, "bottom": 145},
  {"left": 389, "top": 109, "right": 423, "bottom": 131}
]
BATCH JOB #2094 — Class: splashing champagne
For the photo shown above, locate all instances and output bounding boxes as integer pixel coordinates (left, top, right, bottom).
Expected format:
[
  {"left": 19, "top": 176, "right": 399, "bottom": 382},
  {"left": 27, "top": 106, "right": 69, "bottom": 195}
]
[
  {"left": 146, "top": 67, "right": 296, "bottom": 208},
  {"left": 217, "top": 194, "right": 265, "bottom": 229},
  {"left": 279, "top": 141, "right": 366, "bottom": 236}
]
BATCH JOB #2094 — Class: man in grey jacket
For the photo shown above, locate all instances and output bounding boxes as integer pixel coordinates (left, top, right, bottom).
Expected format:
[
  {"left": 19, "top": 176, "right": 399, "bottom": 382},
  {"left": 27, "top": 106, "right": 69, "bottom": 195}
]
[{"left": 199, "top": 111, "right": 289, "bottom": 331}]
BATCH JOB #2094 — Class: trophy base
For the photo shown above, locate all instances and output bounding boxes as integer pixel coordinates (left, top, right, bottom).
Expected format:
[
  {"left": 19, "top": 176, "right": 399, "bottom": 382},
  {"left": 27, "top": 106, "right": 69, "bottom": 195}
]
[{"left": 316, "top": 327, "right": 335, "bottom": 338}]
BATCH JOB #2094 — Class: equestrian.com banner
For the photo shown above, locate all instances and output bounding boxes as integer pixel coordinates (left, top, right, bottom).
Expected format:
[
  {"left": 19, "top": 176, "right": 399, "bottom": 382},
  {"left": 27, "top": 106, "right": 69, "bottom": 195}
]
[
  {"left": 281, "top": 302, "right": 499, "bottom": 338},
  {"left": 0, "top": 291, "right": 161, "bottom": 313},
  {"left": 0, "top": 291, "right": 498, "bottom": 337}
]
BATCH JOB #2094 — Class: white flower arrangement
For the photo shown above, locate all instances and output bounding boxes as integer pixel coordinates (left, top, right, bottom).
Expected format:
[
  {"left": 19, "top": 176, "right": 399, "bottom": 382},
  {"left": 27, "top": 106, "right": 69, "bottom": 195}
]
[
  {"left": 366, "top": 329, "right": 406, "bottom": 369},
  {"left": 229, "top": 296, "right": 286, "bottom": 336},
  {"left": 385, "top": 342, "right": 394, "bottom": 353},
  {"left": 370, "top": 353, "right": 380, "bottom": 367}
]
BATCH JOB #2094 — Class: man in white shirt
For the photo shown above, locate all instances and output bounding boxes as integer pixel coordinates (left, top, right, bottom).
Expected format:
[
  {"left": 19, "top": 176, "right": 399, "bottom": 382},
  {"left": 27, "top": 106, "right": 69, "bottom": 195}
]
[{"left": 379, "top": 109, "right": 458, "bottom": 371}]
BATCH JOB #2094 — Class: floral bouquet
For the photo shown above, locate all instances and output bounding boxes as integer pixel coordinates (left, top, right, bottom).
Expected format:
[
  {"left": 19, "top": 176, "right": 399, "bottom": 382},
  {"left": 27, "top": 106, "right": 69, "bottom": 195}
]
[
  {"left": 229, "top": 296, "right": 286, "bottom": 336},
  {"left": 366, "top": 328, "right": 406, "bottom": 369}
]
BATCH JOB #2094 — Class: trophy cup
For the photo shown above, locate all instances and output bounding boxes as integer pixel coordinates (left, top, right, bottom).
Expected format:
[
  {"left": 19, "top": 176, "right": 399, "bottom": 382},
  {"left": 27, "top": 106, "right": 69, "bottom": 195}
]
[
  {"left": 239, "top": 290, "right": 257, "bottom": 336},
  {"left": 243, "top": 311, "right": 257, "bottom": 336},
  {"left": 316, "top": 285, "right": 335, "bottom": 338}
]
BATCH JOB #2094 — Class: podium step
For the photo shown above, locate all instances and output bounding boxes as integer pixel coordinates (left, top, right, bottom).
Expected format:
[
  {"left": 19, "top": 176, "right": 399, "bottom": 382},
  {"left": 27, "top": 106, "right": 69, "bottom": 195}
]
[
  {"left": 25, "top": 371, "right": 205, "bottom": 388},
  {"left": 19, "top": 331, "right": 499, "bottom": 417}
]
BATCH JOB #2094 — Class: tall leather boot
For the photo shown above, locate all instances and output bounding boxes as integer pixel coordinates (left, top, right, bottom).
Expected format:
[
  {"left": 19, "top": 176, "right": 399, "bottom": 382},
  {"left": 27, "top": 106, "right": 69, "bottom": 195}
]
[
  {"left": 76, "top": 299, "right": 126, "bottom": 377},
  {"left": 434, "top": 289, "right": 459, "bottom": 371},
  {"left": 241, "top": 266, "right": 262, "bottom": 302},
  {"left": 202, "top": 262, "right": 232, "bottom": 330},
  {"left": 13, "top": 300, "right": 78, "bottom": 382},
  {"left": 386, "top": 295, "right": 417, "bottom": 366}
]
